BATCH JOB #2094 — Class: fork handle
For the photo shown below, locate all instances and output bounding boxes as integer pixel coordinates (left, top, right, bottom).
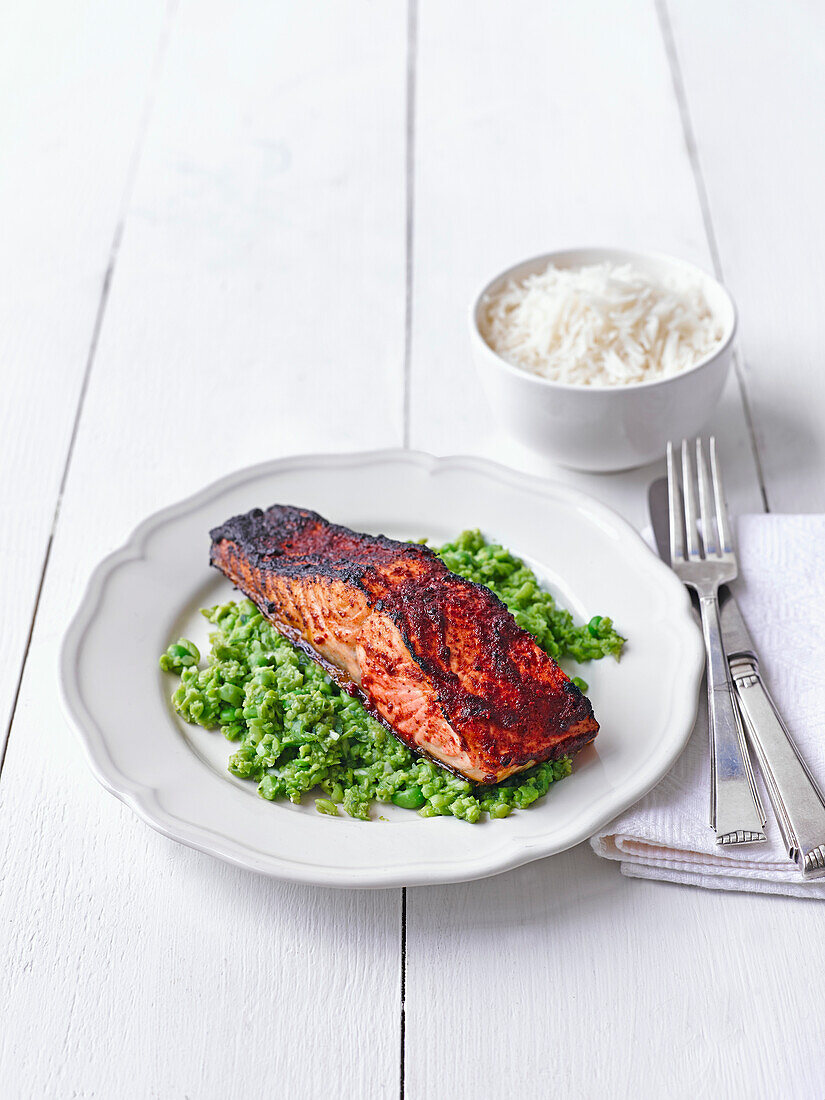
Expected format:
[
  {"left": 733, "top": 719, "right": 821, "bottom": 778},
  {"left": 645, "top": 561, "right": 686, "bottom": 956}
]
[
  {"left": 698, "top": 595, "right": 766, "bottom": 843},
  {"left": 731, "top": 657, "right": 825, "bottom": 877}
]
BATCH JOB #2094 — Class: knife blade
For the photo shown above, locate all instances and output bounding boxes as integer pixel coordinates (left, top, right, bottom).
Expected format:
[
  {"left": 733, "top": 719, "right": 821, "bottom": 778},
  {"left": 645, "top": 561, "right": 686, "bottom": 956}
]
[{"left": 648, "top": 477, "right": 825, "bottom": 878}]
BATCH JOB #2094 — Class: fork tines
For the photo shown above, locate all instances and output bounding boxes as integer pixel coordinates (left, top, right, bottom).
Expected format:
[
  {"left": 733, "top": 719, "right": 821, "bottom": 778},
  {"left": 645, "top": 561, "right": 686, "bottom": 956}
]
[{"left": 666, "top": 437, "right": 734, "bottom": 565}]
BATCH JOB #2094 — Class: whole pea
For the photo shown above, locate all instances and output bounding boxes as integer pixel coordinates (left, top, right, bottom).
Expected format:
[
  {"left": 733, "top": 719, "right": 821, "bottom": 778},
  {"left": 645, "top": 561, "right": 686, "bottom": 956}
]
[{"left": 392, "top": 786, "right": 426, "bottom": 810}]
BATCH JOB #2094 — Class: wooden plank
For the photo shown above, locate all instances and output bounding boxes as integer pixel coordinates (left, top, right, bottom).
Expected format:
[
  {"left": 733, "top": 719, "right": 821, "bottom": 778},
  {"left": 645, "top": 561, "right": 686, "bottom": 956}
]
[
  {"left": 405, "top": 3, "right": 823, "bottom": 1098},
  {"left": 408, "top": 856, "right": 824, "bottom": 1099},
  {"left": 407, "top": 0, "right": 764, "bottom": 529},
  {"left": 666, "top": 0, "right": 825, "bottom": 512},
  {"left": 0, "top": 0, "right": 407, "bottom": 1095},
  {"left": 0, "top": 0, "right": 169, "bottom": 756}
]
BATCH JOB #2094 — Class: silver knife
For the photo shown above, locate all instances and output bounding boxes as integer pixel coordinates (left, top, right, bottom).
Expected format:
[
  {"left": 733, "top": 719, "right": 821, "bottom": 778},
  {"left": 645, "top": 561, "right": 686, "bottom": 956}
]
[{"left": 649, "top": 478, "right": 825, "bottom": 878}]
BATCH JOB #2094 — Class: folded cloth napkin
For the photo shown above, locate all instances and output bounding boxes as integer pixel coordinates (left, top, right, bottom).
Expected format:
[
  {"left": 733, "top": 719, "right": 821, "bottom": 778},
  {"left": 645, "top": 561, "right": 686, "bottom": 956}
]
[{"left": 590, "top": 514, "right": 825, "bottom": 899}]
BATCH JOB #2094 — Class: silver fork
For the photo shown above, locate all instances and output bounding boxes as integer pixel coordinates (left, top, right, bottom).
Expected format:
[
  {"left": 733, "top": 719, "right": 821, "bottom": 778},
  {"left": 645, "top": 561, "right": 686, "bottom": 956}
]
[{"left": 667, "top": 438, "right": 766, "bottom": 845}]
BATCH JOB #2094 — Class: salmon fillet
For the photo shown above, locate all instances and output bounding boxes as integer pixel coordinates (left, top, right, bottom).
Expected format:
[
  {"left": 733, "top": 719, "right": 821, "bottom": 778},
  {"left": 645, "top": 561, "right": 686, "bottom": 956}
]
[{"left": 209, "top": 505, "right": 598, "bottom": 784}]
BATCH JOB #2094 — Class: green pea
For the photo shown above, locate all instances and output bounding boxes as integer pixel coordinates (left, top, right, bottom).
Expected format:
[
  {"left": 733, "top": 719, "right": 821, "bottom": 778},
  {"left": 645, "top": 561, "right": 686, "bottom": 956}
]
[
  {"left": 392, "top": 787, "right": 426, "bottom": 810},
  {"left": 571, "top": 676, "right": 589, "bottom": 693},
  {"left": 159, "top": 637, "right": 200, "bottom": 672},
  {"left": 219, "top": 683, "right": 244, "bottom": 707},
  {"left": 315, "top": 798, "right": 340, "bottom": 816},
  {"left": 259, "top": 775, "right": 278, "bottom": 800}
]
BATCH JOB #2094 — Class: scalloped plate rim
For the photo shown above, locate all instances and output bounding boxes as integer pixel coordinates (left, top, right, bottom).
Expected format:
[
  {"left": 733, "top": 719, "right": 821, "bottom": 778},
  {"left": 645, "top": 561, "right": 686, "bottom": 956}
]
[{"left": 59, "top": 449, "right": 704, "bottom": 888}]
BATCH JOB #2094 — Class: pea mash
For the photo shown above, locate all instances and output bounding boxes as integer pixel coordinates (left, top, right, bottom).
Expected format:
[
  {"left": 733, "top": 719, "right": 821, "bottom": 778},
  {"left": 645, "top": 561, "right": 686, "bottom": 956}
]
[{"left": 160, "top": 530, "right": 624, "bottom": 821}]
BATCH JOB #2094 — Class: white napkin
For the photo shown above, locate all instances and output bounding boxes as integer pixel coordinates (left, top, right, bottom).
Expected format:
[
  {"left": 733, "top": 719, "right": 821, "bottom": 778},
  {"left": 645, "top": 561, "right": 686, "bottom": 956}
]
[{"left": 590, "top": 514, "right": 825, "bottom": 898}]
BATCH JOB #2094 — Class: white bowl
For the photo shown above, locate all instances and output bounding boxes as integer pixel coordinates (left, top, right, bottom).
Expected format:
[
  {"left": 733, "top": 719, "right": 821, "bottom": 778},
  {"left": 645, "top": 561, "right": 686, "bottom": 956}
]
[{"left": 470, "top": 247, "right": 737, "bottom": 472}]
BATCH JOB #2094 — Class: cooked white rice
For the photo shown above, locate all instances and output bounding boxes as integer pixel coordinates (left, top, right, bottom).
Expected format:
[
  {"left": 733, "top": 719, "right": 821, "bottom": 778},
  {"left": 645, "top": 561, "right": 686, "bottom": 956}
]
[{"left": 479, "top": 260, "right": 724, "bottom": 386}]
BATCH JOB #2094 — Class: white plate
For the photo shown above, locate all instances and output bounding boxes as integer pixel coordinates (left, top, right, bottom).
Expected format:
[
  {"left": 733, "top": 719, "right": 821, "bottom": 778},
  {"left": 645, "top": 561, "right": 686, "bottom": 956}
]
[{"left": 60, "top": 451, "right": 703, "bottom": 888}]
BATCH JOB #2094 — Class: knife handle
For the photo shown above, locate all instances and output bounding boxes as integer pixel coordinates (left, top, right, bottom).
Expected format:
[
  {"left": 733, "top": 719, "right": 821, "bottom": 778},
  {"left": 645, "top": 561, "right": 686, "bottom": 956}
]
[
  {"left": 731, "top": 657, "right": 825, "bottom": 878},
  {"left": 698, "top": 596, "right": 766, "bottom": 843}
]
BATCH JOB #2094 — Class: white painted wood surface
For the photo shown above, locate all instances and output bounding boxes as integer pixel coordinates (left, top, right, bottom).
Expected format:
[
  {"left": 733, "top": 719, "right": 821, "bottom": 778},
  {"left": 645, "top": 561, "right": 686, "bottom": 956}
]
[
  {"left": 1, "top": 2, "right": 405, "bottom": 1096},
  {"left": 408, "top": 0, "right": 765, "bottom": 527},
  {"left": 0, "top": 0, "right": 170, "bottom": 755},
  {"left": 667, "top": 0, "right": 825, "bottom": 512},
  {"left": 2, "top": 1, "right": 824, "bottom": 1097}
]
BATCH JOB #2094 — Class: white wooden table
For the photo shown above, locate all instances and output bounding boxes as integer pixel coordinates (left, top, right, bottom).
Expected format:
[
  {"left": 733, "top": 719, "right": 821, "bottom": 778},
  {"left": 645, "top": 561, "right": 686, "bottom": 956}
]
[{"left": 3, "top": 3, "right": 824, "bottom": 1096}]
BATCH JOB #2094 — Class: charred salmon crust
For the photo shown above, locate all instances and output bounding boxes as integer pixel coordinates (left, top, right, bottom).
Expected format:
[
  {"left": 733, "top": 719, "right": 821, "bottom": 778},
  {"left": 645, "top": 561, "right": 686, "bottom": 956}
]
[{"left": 209, "top": 505, "right": 598, "bottom": 784}]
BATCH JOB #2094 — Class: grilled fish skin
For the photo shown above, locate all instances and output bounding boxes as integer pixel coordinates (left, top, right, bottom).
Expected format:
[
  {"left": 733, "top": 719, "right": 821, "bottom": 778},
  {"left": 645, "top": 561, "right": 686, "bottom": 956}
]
[{"left": 209, "top": 505, "right": 598, "bottom": 784}]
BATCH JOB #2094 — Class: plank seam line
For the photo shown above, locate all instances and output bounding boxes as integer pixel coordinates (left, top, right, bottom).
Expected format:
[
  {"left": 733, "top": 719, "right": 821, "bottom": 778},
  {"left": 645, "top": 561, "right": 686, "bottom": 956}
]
[
  {"left": 655, "top": 0, "right": 770, "bottom": 513},
  {"left": 399, "top": 886, "right": 407, "bottom": 1100},
  {"left": 0, "top": 536, "right": 54, "bottom": 780},
  {"left": 0, "top": 0, "right": 179, "bottom": 782},
  {"left": 400, "top": 4, "right": 417, "bottom": 1091},
  {"left": 402, "top": 0, "right": 418, "bottom": 450}
]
